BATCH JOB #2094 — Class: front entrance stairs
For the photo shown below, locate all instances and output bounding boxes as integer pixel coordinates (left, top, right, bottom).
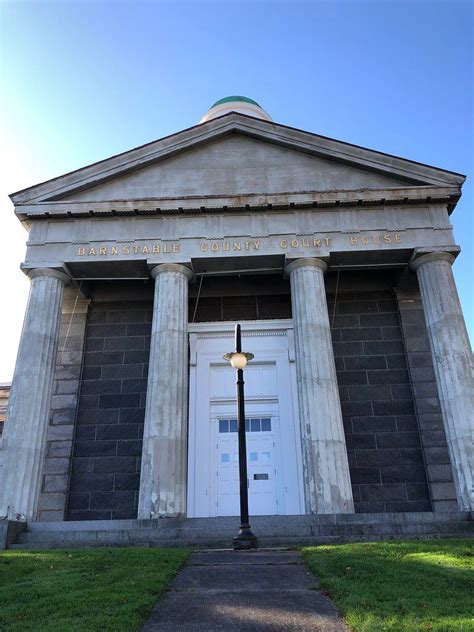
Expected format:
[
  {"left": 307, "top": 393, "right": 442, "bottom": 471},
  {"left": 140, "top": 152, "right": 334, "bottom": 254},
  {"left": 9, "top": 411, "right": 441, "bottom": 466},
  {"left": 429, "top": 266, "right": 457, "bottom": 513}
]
[{"left": 6, "top": 512, "right": 473, "bottom": 549}]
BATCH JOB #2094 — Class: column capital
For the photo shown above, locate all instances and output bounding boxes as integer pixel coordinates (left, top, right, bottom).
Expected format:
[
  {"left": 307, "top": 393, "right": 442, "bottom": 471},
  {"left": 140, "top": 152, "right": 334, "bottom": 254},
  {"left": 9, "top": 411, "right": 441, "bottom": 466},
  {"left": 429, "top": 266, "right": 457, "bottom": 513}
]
[
  {"left": 411, "top": 251, "right": 455, "bottom": 272},
  {"left": 285, "top": 257, "right": 327, "bottom": 276},
  {"left": 27, "top": 268, "right": 70, "bottom": 285},
  {"left": 150, "top": 263, "right": 194, "bottom": 281}
]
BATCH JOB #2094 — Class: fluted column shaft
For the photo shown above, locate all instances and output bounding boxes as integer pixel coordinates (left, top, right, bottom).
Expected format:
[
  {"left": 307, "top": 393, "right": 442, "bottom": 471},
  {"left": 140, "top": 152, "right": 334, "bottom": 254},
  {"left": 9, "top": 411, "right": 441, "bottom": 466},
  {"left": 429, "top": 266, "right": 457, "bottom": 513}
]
[
  {"left": 286, "top": 258, "right": 354, "bottom": 514},
  {"left": 138, "top": 263, "right": 193, "bottom": 518},
  {"left": 0, "top": 268, "right": 69, "bottom": 521},
  {"left": 412, "top": 252, "right": 474, "bottom": 511}
]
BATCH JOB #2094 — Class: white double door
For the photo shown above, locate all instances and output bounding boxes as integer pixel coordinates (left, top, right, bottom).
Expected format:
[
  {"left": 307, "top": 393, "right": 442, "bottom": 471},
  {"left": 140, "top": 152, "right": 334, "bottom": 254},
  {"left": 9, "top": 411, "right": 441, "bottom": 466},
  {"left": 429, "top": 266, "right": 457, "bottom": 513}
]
[
  {"left": 214, "top": 404, "right": 278, "bottom": 516},
  {"left": 187, "top": 321, "right": 304, "bottom": 518}
]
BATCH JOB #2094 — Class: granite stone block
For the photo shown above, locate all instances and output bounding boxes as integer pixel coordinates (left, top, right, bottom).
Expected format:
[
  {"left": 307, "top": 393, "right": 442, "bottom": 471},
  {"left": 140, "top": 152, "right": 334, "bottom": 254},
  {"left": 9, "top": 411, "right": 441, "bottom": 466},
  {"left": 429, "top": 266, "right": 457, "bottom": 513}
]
[
  {"left": 69, "top": 474, "right": 114, "bottom": 492},
  {"left": 96, "top": 424, "right": 139, "bottom": 441},
  {"left": 376, "top": 431, "right": 419, "bottom": 449},
  {"left": 340, "top": 327, "right": 382, "bottom": 341},
  {"left": 336, "top": 371, "right": 368, "bottom": 386},
  {"left": 93, "top": 456, "right": 139, "bottom": 474},
  {"left": 47, "top": 441, "right": 73, "bottom": 458},
  {"left": 80, "top": 379, "right": 122, "bottom": 395},
  {"left": 42, "top": 474, "right": 70, "bottom": 493},
  {"left": 84, "top": 351, "right": 124, "bottom": 366},
  {"left": 386, "top": 355, "right": 407, "bottom": 369},
  {"left": 348, "top": 385, "right": 391, "bottom": 401},
  {"left": 367, "top": 370, "right": 409, "bottom": 385},
  {"left": 104, "top": 336, "right": 145, "bottom": 351},
  {"left": 351, "top": 417, "right": 396, "bottom": 433},
  {"left": 363, "top": 340, "right": 405, "bottom": 355},
  {"left": 102, "top": 364, "right": 143, "bottom": 380},
  {"left": 343, "top": 355, "right": 387, "bottom": 370},
  {"left": 76, "top": 408, "right": 120, "bottom": 424},
  {"left": 90, "top": 491, "right": 135, "bottom": 510},
  {"left": 99, "top": 393, "right": 141, "bottom": 409}
]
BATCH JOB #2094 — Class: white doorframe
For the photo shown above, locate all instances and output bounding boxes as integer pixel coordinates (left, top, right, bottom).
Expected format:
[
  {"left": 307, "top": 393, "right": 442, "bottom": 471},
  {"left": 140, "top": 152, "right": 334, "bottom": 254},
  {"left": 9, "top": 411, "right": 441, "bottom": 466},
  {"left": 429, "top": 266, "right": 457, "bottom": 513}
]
[{"left": 187, "top": 319, "right": 304, "bottom": 518}]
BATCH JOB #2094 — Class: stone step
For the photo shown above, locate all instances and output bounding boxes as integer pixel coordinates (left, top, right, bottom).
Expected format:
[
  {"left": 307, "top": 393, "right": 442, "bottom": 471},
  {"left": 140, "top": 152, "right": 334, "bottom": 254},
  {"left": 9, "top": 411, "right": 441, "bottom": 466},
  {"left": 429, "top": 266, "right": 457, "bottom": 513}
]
[
  {"left": 24, "top": 511, "right": 473, "bottom": 532},
  {"left": 9, "top": 513, "right": 473, "bottom": 549}
]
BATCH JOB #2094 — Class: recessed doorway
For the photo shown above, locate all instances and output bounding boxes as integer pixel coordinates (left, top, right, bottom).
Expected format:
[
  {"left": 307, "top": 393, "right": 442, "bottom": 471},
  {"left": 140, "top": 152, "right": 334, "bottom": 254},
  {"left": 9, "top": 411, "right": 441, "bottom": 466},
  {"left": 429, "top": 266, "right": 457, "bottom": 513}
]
[{"left": 187, "top": 320, "right": 304, "bottom": 518}]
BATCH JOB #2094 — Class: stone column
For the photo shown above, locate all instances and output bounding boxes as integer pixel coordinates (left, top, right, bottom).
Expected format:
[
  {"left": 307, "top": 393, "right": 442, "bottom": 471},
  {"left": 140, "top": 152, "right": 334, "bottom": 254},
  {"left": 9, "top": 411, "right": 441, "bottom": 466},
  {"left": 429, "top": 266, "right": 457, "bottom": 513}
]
[
  {"left": 138, "top": 263, "right": 193, "bottom": 518},
  {"left": 411, "top": 252, "right": 474, "bottom": 512},
  {"left": 0, "top": 268, "right": 69, "bottom": 521},
  {"left": 286, "top": 258, "right": 354, "bottom": 514}
]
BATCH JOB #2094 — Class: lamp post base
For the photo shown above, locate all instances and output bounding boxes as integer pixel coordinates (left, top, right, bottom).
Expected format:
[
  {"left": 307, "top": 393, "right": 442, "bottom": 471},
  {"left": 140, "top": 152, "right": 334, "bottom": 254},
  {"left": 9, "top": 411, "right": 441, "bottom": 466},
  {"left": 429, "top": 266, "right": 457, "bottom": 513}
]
[{"left": 233, "top": 525, "right": 259, "bottom": 550}]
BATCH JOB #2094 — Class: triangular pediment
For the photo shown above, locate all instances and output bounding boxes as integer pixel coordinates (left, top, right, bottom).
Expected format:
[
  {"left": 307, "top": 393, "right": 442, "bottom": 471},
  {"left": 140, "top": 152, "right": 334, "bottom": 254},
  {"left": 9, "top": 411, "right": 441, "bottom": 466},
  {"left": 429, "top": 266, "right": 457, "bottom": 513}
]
[
  {"left": 56, "top": 134, "right": 417, "bottom": 203},
  {"left": 11, "top": 113, "right": 465, "bottom": 215}
]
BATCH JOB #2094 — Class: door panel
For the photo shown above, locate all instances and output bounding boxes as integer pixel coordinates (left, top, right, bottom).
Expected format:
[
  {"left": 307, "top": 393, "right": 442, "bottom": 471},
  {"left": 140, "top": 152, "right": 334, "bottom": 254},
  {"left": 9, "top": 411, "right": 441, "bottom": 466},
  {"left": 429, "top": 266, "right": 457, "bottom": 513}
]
[{"left": 217, "top": 417, "right": 277, "bottom": 516}]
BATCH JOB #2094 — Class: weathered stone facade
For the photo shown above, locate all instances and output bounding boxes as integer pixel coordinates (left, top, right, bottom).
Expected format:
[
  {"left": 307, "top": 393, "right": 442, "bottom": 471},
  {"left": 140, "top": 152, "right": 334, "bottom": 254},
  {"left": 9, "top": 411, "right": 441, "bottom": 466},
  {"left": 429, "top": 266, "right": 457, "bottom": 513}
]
[{"left": 1, "top": 99, "right": 472, "bottom": 527}]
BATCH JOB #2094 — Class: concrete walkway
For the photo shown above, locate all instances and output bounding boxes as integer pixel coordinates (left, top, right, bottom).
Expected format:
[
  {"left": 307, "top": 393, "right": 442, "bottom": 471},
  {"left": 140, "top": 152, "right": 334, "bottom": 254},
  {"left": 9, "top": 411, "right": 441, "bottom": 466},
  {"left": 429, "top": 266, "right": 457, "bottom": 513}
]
[{"left": 141, "top": 550, "right": 349, "bottom": 631}]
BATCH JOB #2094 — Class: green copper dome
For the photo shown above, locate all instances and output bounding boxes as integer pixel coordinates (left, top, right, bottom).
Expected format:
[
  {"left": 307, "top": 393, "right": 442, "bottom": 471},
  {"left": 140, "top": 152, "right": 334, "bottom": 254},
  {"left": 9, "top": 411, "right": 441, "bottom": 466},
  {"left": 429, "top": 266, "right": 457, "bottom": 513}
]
[
  {"left": 200, "top": 96, "right": 272, "bottom": 124},
  {"left": 210, "top": 96, "right": 261, "bottom": 109}
]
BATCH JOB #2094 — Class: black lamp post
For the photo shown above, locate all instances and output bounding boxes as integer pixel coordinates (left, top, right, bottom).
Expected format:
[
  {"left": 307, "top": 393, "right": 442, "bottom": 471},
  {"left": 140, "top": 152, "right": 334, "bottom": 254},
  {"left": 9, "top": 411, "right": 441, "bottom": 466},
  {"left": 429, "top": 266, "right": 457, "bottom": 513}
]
[{"left": 224, "top": 324, "right": 259, "bottom": 550}]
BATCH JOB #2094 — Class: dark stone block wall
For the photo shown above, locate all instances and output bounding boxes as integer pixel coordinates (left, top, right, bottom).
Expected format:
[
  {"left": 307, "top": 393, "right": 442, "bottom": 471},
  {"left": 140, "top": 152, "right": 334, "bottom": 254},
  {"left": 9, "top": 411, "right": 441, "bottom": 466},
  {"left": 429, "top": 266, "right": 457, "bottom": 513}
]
[
  {"left": 328, "top": 289, "right": 432, "bottom": 513},
  {"left": 66, "top": 274, "right": 434, "bottom": 520},
  {"left": 189, "top": 274, "right": 292, "bottom": 322},
  {"left": 66, "top": 300, "right": 152, "bottom": 521}
]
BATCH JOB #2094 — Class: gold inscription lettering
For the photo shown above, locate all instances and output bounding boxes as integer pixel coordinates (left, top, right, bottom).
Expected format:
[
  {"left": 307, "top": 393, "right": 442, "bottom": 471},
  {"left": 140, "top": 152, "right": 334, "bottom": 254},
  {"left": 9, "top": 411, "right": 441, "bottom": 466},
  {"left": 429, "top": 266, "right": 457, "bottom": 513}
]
[
  {"left": 350, "top": 237, "right": 358, "bottom": 245},
  {"left": 89, "top": 247, "right": 96, "bottom": 255},
  {"left": 233, "top": 242, "right": 241, "bottom": 251},
  {"left": 211, "top": 242, "right": 219, "bottom": 252},
  {"left": 123, "top": 246, "right": 130, "bottom": 254},
  {"left": 99, "top": 247, "right": 107, "bottom": 255},
  {"left": 111, "top": 246, "right": 118, "bottom": 254},
  {"left": 313, "top": 239, "right": 321, "bottom": 247},
  {"left": 163, "top": 244, "right": 170, "bottom": 253},
  {"left": 253, "top": 240, "right": 260, "bottom": 250},
  {"left": 200, "top": 242, "right": 208, "bottom": 252},
  {"left": 302, "top": 238, "right": 309, "bottom": 247},
  {"left": 244, "top": 241, "right": 251, "bottom": 250},
  {"left": 291, "top": 239, "right": 298, "bottom": 248},
  {"left": 280, "top": 240, "right": 287, "bottom": 249},
  {"left": 324, "top": 238, "right": 331, "bottom": 246},
  {"left": 373, "top": 236, "right": 380, "bottom": 244},
  {"left": 153, "top": 244, "right": 160, "bottom": 253},
  {"left": 172, "top": 243, "right": 180, "bottom": 253},
  {"left": 383, "top": 234, "right": 391, "bottom": 243},
  {"left": 362, "top": 236, "right": 369, "bottom": 245},
  {"left": 394, "top": 234, "right": 401, "bottom": 243},
  {"left": 223, "top": 242, "right": 230, "bottom": 251},
  {"left": 77, "top": 247, "right": 85, "bottom": 256},
  {"left": 142, "top": 245, "right": 149, "bottom": 254}
]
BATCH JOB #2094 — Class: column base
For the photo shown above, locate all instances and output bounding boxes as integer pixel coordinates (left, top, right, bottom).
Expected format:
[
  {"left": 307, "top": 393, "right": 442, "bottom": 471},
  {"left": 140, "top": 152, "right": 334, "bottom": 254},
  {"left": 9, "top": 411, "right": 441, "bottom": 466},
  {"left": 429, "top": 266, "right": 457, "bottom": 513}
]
[{"left": 233, "top": 525, "right": 259, "bottom": 550}]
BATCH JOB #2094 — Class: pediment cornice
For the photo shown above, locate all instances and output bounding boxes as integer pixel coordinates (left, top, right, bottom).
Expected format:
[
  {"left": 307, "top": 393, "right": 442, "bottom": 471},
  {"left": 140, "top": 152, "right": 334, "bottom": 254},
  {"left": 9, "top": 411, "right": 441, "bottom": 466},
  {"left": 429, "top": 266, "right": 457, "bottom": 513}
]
[{"left": 10, "top": 112, "right": 465, "bottom": 210}]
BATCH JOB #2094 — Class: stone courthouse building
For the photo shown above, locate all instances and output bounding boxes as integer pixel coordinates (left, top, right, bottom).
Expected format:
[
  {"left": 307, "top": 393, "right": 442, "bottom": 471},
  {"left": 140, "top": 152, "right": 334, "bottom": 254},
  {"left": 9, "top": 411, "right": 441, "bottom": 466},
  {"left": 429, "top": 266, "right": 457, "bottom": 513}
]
[{"left": 1, "top": 97, "right": 472, "bottom": 543}]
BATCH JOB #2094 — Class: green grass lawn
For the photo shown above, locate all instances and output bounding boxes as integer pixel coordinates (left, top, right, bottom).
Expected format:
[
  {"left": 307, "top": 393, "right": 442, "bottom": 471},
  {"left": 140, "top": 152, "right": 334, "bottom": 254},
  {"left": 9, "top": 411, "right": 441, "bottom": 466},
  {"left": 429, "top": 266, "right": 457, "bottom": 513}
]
[
  {"left": 0, "top": 547, "right": 189, "bottom": 632},
  {"left": 301, "top": 538, "right": 473, "bottom": 632}
]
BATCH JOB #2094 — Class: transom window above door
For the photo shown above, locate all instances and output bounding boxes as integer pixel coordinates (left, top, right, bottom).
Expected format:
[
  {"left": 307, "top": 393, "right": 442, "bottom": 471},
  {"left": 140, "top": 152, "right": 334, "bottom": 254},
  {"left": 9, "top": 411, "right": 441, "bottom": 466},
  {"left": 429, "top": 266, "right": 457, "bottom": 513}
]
[{"left": 218, "top": 418, "right": 272, "bottom": 433}]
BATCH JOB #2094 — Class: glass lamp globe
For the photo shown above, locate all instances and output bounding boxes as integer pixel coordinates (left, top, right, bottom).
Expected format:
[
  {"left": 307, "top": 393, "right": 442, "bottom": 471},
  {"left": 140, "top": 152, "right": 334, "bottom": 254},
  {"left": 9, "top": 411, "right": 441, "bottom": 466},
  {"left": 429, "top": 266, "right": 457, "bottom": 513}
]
[
  {"left": 223, "top": 351, "right": 254, "bottom": 369},
  {"left": 230, "top": 352, "right": 248, "bottom": 370}
]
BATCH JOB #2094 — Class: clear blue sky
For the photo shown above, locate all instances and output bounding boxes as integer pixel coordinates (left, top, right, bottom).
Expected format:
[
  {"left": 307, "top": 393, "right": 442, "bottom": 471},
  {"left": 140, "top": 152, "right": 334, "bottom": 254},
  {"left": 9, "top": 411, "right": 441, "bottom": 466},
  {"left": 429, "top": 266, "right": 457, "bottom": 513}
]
[{"left": 0, "top": 0, "right": 472, "bottom": 381}]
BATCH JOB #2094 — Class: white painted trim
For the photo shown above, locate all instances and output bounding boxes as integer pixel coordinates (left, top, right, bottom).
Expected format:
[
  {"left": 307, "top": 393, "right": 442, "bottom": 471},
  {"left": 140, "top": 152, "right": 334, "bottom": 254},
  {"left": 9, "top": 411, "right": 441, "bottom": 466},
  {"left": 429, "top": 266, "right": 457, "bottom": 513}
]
[{"left": 187, "top": 319, "right": 304, "bottom": 518}]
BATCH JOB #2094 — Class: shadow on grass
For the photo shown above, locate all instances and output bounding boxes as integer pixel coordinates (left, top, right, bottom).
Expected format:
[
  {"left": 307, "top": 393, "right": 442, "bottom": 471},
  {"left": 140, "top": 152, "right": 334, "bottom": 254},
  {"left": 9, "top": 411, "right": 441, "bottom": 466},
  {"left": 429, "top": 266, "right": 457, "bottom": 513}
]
[{"left": 301, "top": 539, "right": 474, "bottom": 632}]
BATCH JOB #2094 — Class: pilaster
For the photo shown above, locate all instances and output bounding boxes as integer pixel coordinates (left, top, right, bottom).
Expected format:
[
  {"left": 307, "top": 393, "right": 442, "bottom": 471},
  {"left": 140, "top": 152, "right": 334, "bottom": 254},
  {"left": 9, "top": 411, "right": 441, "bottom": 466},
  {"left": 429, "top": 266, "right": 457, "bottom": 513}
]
[{"left": 37, "top": 293, "right": 90, "bottom": 521}]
